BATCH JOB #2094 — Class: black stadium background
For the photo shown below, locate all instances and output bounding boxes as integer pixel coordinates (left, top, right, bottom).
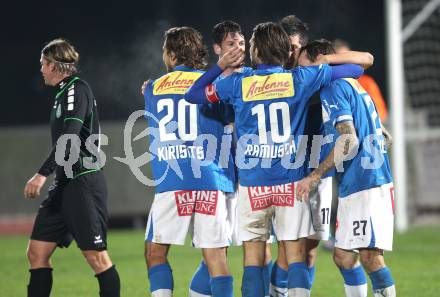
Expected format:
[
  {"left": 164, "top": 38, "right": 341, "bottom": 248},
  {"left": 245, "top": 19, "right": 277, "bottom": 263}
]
[{"left": 1, "top": 0, "right": 385, "bottom": 126}]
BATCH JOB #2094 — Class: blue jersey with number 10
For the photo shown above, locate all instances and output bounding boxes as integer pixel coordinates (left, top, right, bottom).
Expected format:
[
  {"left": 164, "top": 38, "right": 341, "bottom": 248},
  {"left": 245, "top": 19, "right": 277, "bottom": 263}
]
[
  {"left": 214, "top": 64, "right": 334, "bottom": 186},
  {"left": 320, "top": 78, "right": 393, "bottom": 197},
  {"left": 144, "top": 66, "right": 235, "bottom": 193}
]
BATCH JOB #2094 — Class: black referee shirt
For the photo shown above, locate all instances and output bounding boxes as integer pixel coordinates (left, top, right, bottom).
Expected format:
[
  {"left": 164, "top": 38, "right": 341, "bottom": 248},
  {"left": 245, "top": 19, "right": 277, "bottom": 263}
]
[{"left": 38, "top": 76, "right": 102, "bottom": 181}]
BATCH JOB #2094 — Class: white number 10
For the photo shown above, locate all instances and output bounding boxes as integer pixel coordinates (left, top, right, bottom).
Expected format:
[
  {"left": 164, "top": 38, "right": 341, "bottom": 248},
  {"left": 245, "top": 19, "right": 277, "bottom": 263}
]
[{"left": 251, "top": 102, "right": 291, "bottom": 144}]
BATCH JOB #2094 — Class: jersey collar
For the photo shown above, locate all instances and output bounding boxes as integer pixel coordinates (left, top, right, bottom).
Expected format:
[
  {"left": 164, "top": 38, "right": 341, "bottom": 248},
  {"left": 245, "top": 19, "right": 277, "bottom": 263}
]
[
  {"left": 57, "top": 75, "right": 76, "bottom": 89},
  {"left": 173, "top": 65, "right": 193, "bottom": 72},
  {"left": 256, "top": 64, "right": 283, "bottom": 71},
  {"left": 55, "top": 76, "right": 80, "bottom": 99}
]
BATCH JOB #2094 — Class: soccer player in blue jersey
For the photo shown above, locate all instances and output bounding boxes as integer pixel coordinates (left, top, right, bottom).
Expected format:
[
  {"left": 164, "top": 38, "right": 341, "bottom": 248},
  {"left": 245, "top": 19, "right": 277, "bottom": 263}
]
[
  {"left": 185, "top": 22, "right": 371, "bottom": 297},
  {"left": 189, "top": 20, "right": 244, "bottom": 297},
  {"left": 296, "top": 40, "right": 396, "bottom": 297},
  {"left": 143, "top": 27, "right": 241, "bottom": 297},
  {"left": 188, "top": 20, "right": 275, "bottom": 297},
  {"left": 271, "top": 16, "right": 376, "bottom": 297}
]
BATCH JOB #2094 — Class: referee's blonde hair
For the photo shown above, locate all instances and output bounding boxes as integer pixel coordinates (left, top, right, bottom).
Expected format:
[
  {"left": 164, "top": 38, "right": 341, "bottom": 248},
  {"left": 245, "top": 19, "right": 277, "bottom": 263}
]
[{"left": 42, "top": 38, "right": 79, "bottom": 75}]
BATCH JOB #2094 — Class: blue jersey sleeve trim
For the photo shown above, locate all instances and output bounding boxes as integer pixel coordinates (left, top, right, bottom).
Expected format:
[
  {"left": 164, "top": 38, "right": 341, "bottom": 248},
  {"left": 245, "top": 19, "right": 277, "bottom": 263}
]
[
  {"left": 185, "top": 64, "right": 223, "bottom": 104},
  {"left": 330, "top": 64, "right": 363, "bottom": 81}
]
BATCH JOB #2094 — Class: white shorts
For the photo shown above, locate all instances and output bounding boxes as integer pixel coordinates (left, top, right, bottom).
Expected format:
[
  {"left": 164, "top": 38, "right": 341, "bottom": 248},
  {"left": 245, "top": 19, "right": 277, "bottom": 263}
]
[
  {"left": 237, "top": 182, "right": 315, "bottom": 242},
  {"left": 335, "top": 183, "right": 394, "bottom": 251},
  {"left": 308, "top": 177, "right": 333, "bottom": 241},
  {"left": 226, "top": 191, "right": 274, "bottom": 246},
  {"left": 145, "top": 190, "right": 230, "bottom": 248},
  {"left": 226, "top": 191, "right": 240, "bottom": 245}
]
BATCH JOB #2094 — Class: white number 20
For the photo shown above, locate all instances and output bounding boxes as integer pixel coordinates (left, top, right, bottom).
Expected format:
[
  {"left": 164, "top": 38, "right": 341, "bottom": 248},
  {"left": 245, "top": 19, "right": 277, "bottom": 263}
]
[{"left": 157, "top": 99, "right": 197, "bottom": 141}]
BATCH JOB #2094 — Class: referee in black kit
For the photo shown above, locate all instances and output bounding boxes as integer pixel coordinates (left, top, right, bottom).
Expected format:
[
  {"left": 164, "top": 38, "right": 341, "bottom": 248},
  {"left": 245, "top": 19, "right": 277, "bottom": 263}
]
[{"left": 23, "top": 39, "right": 120, "bottom": 297}]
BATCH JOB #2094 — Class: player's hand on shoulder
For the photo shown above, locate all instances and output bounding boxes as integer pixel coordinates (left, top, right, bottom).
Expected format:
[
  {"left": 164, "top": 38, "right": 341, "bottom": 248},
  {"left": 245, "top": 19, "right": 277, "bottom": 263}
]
[
  {"left": 218, "top": 47, "right": 245, "bottom": 70},
  {"left": 24, "top": 173, "right": 47, "bottom": 199},
  {"left": 141, "top": 79, "right": 151, "bottom": 95}
]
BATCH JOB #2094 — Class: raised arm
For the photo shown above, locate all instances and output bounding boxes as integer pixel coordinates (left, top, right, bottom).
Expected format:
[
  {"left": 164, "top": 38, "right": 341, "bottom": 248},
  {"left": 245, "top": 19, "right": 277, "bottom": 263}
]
[
  {"left": 318, "top": 51, "right": 374, "bottom": 69},
  {"left": 330, "top": 64, "right": 364, "bottom": 80},
  {"left": 185, "top": 47, "right": 244, "bottom": 104}
]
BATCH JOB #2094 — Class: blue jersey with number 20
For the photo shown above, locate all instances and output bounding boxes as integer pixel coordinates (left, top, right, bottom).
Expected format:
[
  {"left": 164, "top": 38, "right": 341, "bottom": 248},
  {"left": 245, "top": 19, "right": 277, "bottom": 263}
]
[{"left": 144, "top": 66, "right": 235, "bottom": 193}]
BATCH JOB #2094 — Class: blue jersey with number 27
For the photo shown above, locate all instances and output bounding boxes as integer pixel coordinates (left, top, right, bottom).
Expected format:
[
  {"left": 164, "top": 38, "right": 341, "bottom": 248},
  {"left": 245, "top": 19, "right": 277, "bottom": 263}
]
[{"left": 320, "top": 78, "right": 393, "bottom": 197}]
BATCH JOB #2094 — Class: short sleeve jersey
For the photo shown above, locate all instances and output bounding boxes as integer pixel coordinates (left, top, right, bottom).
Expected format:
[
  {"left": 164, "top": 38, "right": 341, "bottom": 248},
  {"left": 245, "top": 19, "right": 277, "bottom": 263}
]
[
  {"left": 320, "top": 78, "right": 393, "bottom": 197},
  {"left": 144, "top": 66, "right": 235, "bottom": 193},
  {"left": 213, "top": 64, "right": 333, "bottom": 186}
]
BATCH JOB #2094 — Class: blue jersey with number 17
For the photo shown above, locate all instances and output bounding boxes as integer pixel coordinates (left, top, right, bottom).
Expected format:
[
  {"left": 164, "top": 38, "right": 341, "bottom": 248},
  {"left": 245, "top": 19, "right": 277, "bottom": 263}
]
[
  {"left": 214, "top": 64, "right": 334, "bottom": 186},
  {"left": 320, "top": 78, "right": 393, "bottom": 198},
  {"left": 144, "top": 65, "right": 235, "bottom": 193}
]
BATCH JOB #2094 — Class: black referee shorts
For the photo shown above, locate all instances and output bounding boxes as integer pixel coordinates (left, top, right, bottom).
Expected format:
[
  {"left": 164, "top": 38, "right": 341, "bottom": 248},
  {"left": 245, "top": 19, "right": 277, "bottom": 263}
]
[{"left": 30, "top": 171, "right": 108, "bottom": 251}]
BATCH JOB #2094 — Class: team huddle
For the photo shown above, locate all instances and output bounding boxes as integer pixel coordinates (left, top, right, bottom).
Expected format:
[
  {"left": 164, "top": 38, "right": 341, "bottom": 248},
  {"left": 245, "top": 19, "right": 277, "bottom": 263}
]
[{"left": 24, "top": 14, "right": 396, "bottom": 297}]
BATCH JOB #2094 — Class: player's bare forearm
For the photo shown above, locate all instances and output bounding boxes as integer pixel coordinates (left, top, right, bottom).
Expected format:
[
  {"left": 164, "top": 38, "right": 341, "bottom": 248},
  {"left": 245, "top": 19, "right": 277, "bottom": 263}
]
[
  {"left": 310, "top": 150, "right": 336, "bottom": 181},
  {"left": 298, "top": 142, "right": 336, "bottom": 201},
  {"left": 321, "top": 51, "right": 374, "bottom": 69},
  {"left": 334, "top": 120, "right": 359, "bottom": 167}
]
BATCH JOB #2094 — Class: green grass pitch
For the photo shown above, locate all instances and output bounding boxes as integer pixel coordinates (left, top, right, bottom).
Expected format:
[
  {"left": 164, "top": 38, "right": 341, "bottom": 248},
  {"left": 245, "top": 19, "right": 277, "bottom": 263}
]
[{"left": 1, "top": 226, "right": 438, "bottom": 296}]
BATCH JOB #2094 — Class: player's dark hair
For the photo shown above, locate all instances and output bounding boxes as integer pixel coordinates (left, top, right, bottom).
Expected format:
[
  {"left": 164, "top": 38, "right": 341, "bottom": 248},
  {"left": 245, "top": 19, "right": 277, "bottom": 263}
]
[
  {"left": 252, "top": 22, "right": 290, "bottom": 66},
  {"left": 300, "top": 39, "right": 336, "bottom": 62},
  {"left": 42, "top": 38, "right": 79, "bottom": 75},
  {"left": 164, "top": 27, "right": 208, "bottom": 70},
  {"left": 212, "top": 20, "right": 243, "bottom": 45},
  {"left": 279, "top": 15, "right": 309, "bottom": 47}
]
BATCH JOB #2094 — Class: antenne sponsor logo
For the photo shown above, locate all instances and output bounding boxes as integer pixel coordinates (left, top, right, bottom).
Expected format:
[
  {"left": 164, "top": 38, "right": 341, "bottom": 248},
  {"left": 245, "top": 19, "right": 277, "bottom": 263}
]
[
  {"left": 153, "top": 71, "right": 202, "bottom": 95},
  {"left": 175, "top": 190, "right": 218, "bottom": 216},
  {"left": 243, "top": 73, "right": 294, "bottom": 101},
  {"left": 248, "top": 183, "right": 294, "bottom": 211}
]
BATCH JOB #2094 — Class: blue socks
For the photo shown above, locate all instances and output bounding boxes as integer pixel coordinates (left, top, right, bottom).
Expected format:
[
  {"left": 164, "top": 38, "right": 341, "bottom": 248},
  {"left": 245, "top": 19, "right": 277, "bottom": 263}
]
[
  {"left": 189, "top": 261, "right": 233, "bottom": 297},
  {"left": 263, "top": 261, "right": 273, "bottom": 296},
  {"left": 242, "top": 266, "right": 265, "bottom": 297},
  {"left": 339, "top": 265, "right": 368, "bottom": 297},
  {"left": 288, "top": 262, "right": 311, "bottom": 290},
  {"left": 190, "top": 261, "right": 212, "bottom": 296},
  {"left": 369, "top": 267, "right": 394, "bottom": 291},
  {"left": 308, "top": 265, "right": 316, "bottom": 289},
  {"left": 211, "top": 275, "right": 233, "bottom": 297},
  {"left": 270, "top": 262, "right": 288, "bottom": 296},
  {"left": 148, "top": 263, "right": 173, "bottom": 294},
  {"left": 339, "top": 266, "right": 367, "bottom": 287}
]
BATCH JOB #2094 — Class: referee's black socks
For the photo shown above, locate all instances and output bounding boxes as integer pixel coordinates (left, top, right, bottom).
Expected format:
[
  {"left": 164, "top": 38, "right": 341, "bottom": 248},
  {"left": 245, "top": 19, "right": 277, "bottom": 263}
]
[
  {"left": 95, "top": 265, "right": 120, "bottom": 297},
  {"left": 27, "top": 267, "right": 53, "bottom": 297}
]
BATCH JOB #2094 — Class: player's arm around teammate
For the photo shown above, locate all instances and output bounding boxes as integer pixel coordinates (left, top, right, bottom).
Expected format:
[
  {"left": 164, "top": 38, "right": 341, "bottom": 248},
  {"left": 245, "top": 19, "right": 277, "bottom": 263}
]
[
  {"left": 296, "top": 40, "right": 396, "bottom": 297},
  {"left": 267, "top": 15, "right": 376, "bottom": 296},
  {"left": 185, "top": 22, "right": 366, "bottom": 297}
]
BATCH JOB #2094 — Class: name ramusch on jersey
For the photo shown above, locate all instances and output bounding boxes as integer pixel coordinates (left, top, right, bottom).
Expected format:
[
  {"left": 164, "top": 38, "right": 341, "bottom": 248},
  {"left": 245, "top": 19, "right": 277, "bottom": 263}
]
[{"left": 243, "top": 139, "right": 296, "bottom": 159}]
